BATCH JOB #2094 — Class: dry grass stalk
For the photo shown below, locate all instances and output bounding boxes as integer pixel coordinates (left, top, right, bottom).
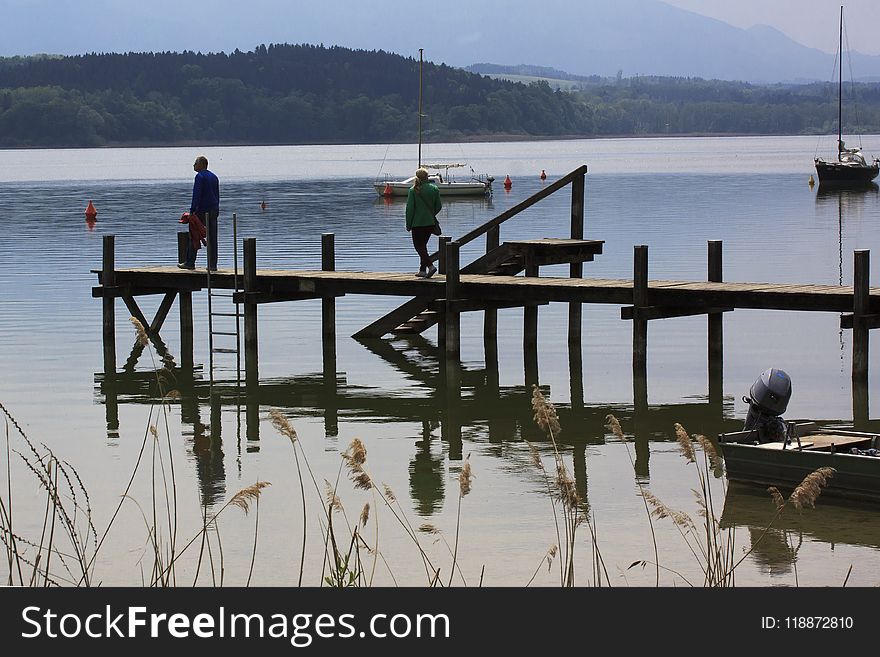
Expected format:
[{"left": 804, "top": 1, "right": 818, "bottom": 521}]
[
  {"left": 459, "top": 459, "right": 473, "bottom": 497},
  {"left": 524, "top": 439, "right": 544, "bottom": 471},
  {"left": 789, "top": 467, "right": 835, "bottom": 510},
  {"left": 642, "top": 489, "right": 695, "bottom": 530},
  {"left": 129, "top": 317, "right": 149, "bottom": 347},
  {"left": 768, "top": 486, "right": 785, "bottom": 511},
  {"left": 531, "top": 386, "right": 561, "bottom": 437},
  {"left": 342, "top": 439, "right": 372, "bottom": 491},
  {"left": 674, "top": 423, "right": 696, "bottom": 463},
  {"left": 323, "top": 480, "right": 343, "bottom": 512},
  {"left": 604, "top": 414, "right": 624, "bottom": 440},
  {"left": 555, "top": 463, "right": 580, "bottom": 510},
  {"left": 269, "top": 410, "right": 298, "bottom": 444},
  {"left": 228, "top": 481, "right": 271, "bottom": 515},
  {"left": 694, "top": 434, "right": 721, "bottom": 470}
]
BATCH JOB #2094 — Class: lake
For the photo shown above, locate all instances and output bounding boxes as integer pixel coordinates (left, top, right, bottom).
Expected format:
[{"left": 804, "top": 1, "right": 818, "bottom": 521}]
[{"left": 2, "top": 135, "right": 880, "bottom": 587}]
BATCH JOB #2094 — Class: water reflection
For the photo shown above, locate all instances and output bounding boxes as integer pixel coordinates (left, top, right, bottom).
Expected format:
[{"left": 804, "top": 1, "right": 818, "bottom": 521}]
[
  {"left": 720, "top": 482, "right": 880, "bottom": 575},
  {"left": 98, "top": 328, "right": 747, "bottom": 515}
]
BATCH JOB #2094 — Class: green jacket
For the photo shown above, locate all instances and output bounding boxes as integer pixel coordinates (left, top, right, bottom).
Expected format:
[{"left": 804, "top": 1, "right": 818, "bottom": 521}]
[{"left": 405, "top": 182, "right": 442, "bottom": 229}]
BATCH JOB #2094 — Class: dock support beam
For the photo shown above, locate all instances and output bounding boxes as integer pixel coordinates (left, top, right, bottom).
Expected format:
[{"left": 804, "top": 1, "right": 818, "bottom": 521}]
[
  {"left": 177, "top": 231, "right": 194, "bottom": 370},
  {"left": 569, "top": 170, "right": 585, "bottom": 408},
  {"left": 243, "top": 238, "right": 259, "bottom": 387},
  {"left": 708, "top": 240, "right": 724, "bottom": 406},
  {"left": 484, "top": 227, "right": 500, "bottom": 393},
  {"left": 243, "top": 238, "right": 260, "bottom": 441},
  {"left": 322, "top": 233, "right": 339, "bottom": 437},
  {"left": 633, "top": 245, "right": 649, "bottom": 413},
  {"left": 102, "top": 235, "right": 117, "bottom": 377},
  {"left": 444, "top": 241, "right": 461, "bottom": 400},
  {"left": 852, "top": 249, "right": 870, "bottom": 427},
  {"left": 524, "top": 256, "right": 539, "bottom": 387},
  {"left": 321, "top": 233, "right": 337, "bottom": 379}
]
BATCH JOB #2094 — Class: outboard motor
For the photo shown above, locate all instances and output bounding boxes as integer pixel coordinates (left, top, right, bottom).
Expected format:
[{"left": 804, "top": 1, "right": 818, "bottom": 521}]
[{"left": 743, "top": 368, "right": 792, "bottom": 443}]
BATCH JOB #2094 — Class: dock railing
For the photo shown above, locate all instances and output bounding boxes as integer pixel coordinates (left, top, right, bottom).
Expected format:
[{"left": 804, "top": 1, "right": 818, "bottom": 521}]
[{"left": 431, "top": 164, "right": 587, "bottom": 273}]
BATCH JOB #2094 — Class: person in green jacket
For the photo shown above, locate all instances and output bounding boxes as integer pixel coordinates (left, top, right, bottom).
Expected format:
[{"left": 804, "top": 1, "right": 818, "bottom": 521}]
[{"left": 405, "top": 167, "right": 441, "bottom": 278}]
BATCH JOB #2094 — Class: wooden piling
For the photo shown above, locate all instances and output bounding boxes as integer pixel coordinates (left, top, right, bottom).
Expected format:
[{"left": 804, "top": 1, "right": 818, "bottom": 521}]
[
  {"left": 243, "top": 238, "right": 259, "bottom": 387},
  {"left": 444, "top": 240, "right": 461, "bottom": 398},
  {"left": 484, "top": 226, "right": 499, "bottom": 340},
  {"left": 437, "top": 235, "right": 450, "bottom": 275},
  {"left": 708, "top": 240, "right": 723, "bottom": 405},
  {"left": 568, "top": 171, "right": 586, "bottom": 399},
  {"left": 633, "top": 245, "right": 649, "bottom": 412},
  {"left": 177, "top": 231, "right": 194, "bottom": 369},
  {"left": 102, "top": 235, "right": 117, "bottom": 376},
  {"left": 852, "top": 249, "right": 870, "bottom": 422},
  {"left": 524, "top": 256, "right": 539, "bottom": 386},
  {"left": 321, "top": 233, "right": 337, "bottom": 381}
]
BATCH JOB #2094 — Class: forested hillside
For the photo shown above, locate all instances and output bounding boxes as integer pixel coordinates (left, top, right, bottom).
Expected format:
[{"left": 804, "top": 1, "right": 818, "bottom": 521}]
[{"left": 1, "top": 44, "right": 879, "bottom": 148}]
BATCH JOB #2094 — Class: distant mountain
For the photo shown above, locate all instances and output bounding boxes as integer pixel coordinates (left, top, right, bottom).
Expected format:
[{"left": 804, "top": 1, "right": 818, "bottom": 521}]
[{"left": 2, "top": 0, "right": 880, "bottom": 83}]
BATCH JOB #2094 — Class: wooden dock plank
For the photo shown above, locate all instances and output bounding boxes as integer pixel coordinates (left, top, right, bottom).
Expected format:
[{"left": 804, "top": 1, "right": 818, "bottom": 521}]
[{"left": 95, "top": 267, "right": 880, "bottom": 314}]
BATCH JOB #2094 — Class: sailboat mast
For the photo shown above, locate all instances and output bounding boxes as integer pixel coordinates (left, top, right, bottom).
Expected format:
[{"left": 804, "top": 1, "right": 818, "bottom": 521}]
[
  {"left": 418, "top": 48, "right": 423, "bottom": 169},
  {"left": 838, "top": 5, "right": 843, "bottom": 159}
]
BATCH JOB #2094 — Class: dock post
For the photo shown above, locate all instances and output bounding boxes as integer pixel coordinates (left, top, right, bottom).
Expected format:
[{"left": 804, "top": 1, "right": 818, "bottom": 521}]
[
  {"left": 321, "top": 233, "right": 337, "bottom": 380},
  {"left": 569, "top": 170, "right": 586, "bottom": 405},
  {"left": 101, "top": 235, "right": 117, "bottom": 377},
  {"left": 484, "top": 226, "right": 500, "bottom": 391},
  {"left": 444, "top": 240, "right": 461, "bottom": 399},
  {"left": 633, "top": 245, "right": 649, "bottom": 413},
  {"left": 243, "top": 238, "right": 259, "bottom": 388},
  {"left": 708, "top": 240, "right": 724, "bottom": 406},
  {"left": 177, "top": 231, "right": 194, "bottom": 370},
  {"left": 437, "top": 235, "right": 450, "bottom": 275},
  {"left": 852, "top": 249, "right": 870, "bottom": 426},
  {"left": 524, "top": 255, "right": 539, "bottom": 386}
]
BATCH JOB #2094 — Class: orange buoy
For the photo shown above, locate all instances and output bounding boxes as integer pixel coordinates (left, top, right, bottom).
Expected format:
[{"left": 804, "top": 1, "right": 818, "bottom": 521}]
[
  {"left": 540, "top": 169, "right": 547, "bottom": 181},
  {"left": 383, "top": 183, "right": 393, "bottom": 197},
  {"left": 85, "top": 200, "right": 97, "bottom": 219},
  {"left": 260, "top": 200, "right": 267, "bottom": 210},
  {"left": 503, "top": 175, "right": 512, "bottom": 190}
]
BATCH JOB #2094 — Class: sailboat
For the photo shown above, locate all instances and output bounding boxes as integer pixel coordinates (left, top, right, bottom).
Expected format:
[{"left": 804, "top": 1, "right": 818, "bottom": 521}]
[
  {"left": 814, "top": 5, "right": 880, "bottom": 187},
  {"left": 374, "top": 49, "right": 494, "bottom": 198}
]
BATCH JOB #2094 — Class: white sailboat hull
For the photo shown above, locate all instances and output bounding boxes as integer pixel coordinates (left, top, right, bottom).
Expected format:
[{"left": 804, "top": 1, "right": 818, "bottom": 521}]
[{"left": 374, "top": 178, "right": 491, "bottom": 197}]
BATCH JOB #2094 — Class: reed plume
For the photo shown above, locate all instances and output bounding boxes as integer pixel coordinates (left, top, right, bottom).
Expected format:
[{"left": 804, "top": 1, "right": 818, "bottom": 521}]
[
  {"left": 531, "top": 386, "right": 561, "bottom": 437},
  {"left": 604, "top": 414, "right": 624, "bottom": 440},
  {"left": 229, "top": 481, "right": 271, "bottom": 515},
  {"left": 129, "top": 316, "right": 149, "bottom": 347},
  {"left": 789, "top": 467, "right": 835, "bottom": 510},
  {"left": 674, "top": 423, "right": 696, "bottom": 463},
  {"left": 269, "top": 409, "right": 298, "bottom": 444}
]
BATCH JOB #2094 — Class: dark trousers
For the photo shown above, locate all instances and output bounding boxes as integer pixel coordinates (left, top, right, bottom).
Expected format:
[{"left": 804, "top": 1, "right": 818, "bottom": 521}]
[
  {"left": 185, "top": 210, "right": 219, "bottom": 268},
  {"left": 411, "top": 226, "right": 433, "bottom": 270}
]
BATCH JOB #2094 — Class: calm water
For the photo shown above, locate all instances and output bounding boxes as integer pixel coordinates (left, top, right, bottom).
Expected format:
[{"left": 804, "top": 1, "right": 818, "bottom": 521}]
[{"left": 2, "top": 135, "right": 880, "bottom": 586}]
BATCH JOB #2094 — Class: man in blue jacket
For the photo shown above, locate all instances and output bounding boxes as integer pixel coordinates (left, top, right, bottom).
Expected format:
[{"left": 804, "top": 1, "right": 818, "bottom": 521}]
[{"left": 179, "top": 155, "right": 220, "bottom": 270}]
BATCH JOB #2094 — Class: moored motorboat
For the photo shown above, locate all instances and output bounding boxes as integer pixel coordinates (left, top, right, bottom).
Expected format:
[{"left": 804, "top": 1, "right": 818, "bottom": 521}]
[{"left": 718, "top": 368, "right": 880, "bottom": 502}]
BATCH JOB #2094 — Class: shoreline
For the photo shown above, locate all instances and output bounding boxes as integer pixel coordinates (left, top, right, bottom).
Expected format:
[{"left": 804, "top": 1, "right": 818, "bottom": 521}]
[{"left": 0, "top": 131, "right": 838, "bottom": 151}]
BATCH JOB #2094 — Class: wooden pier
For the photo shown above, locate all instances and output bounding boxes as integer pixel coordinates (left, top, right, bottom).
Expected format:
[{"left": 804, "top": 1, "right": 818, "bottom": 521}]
[{"left": 93, "top": 165, "right": 879, "bottom": 426}]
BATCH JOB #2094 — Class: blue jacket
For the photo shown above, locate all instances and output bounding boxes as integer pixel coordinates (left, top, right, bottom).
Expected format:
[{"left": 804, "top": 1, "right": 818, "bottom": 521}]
[{"left": 190, "top": 169, "right": 220, "bottom": 214}]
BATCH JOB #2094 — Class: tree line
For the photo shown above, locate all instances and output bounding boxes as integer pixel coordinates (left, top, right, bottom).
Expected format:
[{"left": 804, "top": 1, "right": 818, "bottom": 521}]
[{"left": 1, "top": 44, "right": 879, "bottom": 148}]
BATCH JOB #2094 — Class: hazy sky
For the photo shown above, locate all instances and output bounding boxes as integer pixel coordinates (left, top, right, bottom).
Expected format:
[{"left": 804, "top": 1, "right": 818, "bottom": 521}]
[
  {"left": 663, "top": 0, "right": 880, "bottom": 55},
  {"left": 1, "top": 0, "right": 878, "bottom": 58}
]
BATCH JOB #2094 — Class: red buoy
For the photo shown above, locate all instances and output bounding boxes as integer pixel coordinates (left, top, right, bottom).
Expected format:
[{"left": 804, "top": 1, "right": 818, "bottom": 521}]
[
  {"left": 85, "top": 200, "right": 97, "bottom": 219},
  {"left": 383, "top": 183, "right": 393, "bottom": 197},
  {"left": 260, "top": 200, "right": 267, "bottom": 210},
  {"left": 540, "top": 169, "right": 547, "bottom": 181},
  {"left": 503, "top": 175, "right": 512, "bottom": 190}
]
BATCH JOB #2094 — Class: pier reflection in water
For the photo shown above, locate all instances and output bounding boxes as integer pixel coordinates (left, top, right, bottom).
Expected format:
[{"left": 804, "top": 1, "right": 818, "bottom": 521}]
[
  {"left": 721, "top": 482, "right": 880, "bottom": 578},
  {"left": 98, "top": 320, "right": 748, "bottom": 517}
]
